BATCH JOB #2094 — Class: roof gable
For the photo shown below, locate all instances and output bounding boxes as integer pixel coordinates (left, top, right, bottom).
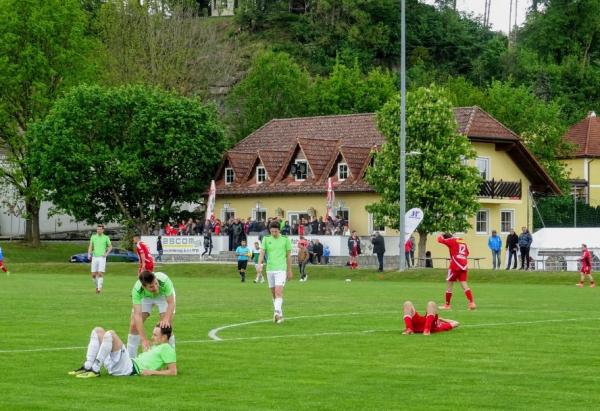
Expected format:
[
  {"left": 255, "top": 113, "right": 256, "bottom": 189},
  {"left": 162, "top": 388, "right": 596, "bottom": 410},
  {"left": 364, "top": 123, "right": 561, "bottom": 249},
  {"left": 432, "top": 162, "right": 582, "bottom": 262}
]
[
  {"left": 297, "top": 137, "right": 340, "bottom": 181},
  {"left": 562, "top": 112, "right": 600, "bottom": 158}
]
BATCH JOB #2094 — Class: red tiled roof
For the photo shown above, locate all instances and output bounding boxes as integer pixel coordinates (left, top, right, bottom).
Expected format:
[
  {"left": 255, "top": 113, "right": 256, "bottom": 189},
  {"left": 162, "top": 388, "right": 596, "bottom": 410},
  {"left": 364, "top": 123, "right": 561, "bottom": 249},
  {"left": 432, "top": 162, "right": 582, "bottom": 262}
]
[
  {"left": 214, "top": 108, "right": 559, "bottom": 195},
  {"left": 562, "top": 112, "right": 600, "bottom": 158}
]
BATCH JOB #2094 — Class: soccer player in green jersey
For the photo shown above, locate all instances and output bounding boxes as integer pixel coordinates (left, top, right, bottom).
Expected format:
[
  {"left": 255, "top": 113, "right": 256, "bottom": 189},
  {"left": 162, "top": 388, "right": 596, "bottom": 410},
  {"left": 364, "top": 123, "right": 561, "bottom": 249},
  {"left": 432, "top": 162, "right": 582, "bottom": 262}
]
[
  {"left": 127, "top": 271, "right": 176, "bottom": 358},
  {"left": 87, "top": 224, "right": 112, "bottom": 294},
  {"left": 257, "top": 221, "right": 293, "bottom": 324},
  {"left": 69, "top": 324, "right": 177, "bottom": 378}
]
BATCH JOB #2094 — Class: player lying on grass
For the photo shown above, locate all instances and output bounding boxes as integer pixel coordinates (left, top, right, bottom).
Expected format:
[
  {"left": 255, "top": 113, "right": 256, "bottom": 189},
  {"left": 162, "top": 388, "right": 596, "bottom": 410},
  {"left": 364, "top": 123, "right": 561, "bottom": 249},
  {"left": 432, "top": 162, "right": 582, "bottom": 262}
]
[
  {"left": 402, "top": 301, "right": 459, "bottom": 335},
  {"left": 576, "top": 243, "right": 596, "bottom": 288},
  {"left": 69, "top": 324, "right": 176, "bottom": 378}
]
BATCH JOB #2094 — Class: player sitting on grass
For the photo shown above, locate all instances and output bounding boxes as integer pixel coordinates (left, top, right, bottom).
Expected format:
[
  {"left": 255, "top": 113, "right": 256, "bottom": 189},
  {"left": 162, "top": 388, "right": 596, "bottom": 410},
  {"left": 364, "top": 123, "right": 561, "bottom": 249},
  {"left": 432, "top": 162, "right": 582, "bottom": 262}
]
[
  {"left": 577, "top": 243, "right": 596, "bottom": 288},
  {"left": 402, "top": 301, "right": 459, "bottom": 335},
  {"left": 69, "top": 324, "right": 176, "bottom": 378}
]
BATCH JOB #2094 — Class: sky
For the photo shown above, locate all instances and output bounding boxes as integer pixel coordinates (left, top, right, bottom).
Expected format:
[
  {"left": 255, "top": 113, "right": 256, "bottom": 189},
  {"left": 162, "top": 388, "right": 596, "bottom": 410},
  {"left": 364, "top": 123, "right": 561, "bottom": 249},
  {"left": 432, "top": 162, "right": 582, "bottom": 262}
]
[{"left": 421, "top": 0, "right": 531, "bottom": 34}]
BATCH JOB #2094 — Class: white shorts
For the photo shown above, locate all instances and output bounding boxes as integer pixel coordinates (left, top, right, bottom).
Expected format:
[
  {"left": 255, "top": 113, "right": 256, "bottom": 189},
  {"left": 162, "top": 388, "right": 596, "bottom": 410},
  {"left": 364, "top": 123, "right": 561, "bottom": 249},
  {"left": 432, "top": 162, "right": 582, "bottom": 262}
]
[
  {"left": 103, "top": 346, "right": 134, "bottom": 376},
  {"left": 141, "top": 292, "right": 176, "bottom": 314},
  {"left": 91, "top": 257, "right": 106, "bottom": 273},
  {"left": 267, "top": 271, "right": 286, "bottom": 288}
]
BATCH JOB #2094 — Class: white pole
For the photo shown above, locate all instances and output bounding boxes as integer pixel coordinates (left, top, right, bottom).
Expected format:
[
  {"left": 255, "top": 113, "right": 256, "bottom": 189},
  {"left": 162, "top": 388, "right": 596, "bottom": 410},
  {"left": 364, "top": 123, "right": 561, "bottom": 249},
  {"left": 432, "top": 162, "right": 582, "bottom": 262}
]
[{"left": 399, "top": 0, "right": 406, "bottom": 271}]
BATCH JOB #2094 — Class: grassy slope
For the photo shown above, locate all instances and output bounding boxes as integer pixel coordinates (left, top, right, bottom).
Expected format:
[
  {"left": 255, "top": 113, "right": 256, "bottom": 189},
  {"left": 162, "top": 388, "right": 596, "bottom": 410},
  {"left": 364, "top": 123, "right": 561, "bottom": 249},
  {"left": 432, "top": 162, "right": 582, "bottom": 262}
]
[{"left": 0, "top": 250, "right": 598, "bottom": 410}]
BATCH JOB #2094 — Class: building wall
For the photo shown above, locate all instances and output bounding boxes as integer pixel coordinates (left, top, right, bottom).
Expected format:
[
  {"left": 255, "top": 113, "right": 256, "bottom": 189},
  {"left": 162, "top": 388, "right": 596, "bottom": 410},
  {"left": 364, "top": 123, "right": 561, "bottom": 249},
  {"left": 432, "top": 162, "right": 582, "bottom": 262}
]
[{"left": 562, "top": 158, "right": 600, "bottom": 206}]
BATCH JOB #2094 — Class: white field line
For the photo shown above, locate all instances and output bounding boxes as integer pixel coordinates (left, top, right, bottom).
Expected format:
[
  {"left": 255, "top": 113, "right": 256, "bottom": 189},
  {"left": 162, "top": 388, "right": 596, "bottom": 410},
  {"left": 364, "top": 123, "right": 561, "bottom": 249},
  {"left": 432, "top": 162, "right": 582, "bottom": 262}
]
[{"left": 1, "top": 316, "right": 599, "bottom": 354}]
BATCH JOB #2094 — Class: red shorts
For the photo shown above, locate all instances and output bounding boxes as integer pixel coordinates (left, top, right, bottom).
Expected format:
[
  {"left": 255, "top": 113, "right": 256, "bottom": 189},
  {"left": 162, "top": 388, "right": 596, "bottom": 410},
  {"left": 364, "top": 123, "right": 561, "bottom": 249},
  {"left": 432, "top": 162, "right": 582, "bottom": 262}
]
[
  {"left": 411, "top": 312, "right": 453, "bottom": 333},
  {"left": 350, "top": 250, "right": 358, "bottom": 257},
  {"left": 139, "top": 262, "right": 154, "bottom": 274},
  {"left": 447, "top": 268, "right": 467, "bottom": 282},
  {"left": 581, "top": 266, "right": 591, "bottom": 275}
]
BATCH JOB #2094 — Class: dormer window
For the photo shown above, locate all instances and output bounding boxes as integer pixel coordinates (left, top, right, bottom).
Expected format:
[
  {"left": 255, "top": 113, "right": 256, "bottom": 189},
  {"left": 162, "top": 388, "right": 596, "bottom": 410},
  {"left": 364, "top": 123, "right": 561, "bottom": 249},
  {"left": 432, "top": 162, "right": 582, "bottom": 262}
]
[
  {"left": 225, "top": 167, "right": 234, "bottom": 184},
  {"left": 294, "top": 160, "right": 308, "bottom": 181},
  {"left": 338, "top": 163, "right": 348, "bottom": 181},
  {"left": 256, "top": 166, "right": 266, "bottom": 183}
]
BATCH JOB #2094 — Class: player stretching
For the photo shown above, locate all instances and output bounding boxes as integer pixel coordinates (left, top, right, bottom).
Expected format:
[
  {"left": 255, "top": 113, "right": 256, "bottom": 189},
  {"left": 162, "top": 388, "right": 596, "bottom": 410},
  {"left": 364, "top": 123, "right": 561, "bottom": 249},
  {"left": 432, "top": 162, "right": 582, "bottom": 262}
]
[
  {"left": 69, "top": 324, "right": 176, "bottom": 378},
  {"left": 257, "top": 221, "right": 292, "bottom": 324},
  {"left": 402, "top": 301, "right": 459, "bottom": 335},
  {"left": 0, "top": 244, "right": 10, "bottom": 275},
  {"left": 134, "top": 234, "right": 154, "bottom": 275},
  {"left": 577, "top": 243, "right": 596, "bottom": 288},
  {"left": 127, "top": 271, "right": 176, "bottom": 359},
  {"left": 88, "top": 224, "right": 112, "bottom": 294},
  {"left": 437, "top": 233, "right": 476, "bottom": 310}
]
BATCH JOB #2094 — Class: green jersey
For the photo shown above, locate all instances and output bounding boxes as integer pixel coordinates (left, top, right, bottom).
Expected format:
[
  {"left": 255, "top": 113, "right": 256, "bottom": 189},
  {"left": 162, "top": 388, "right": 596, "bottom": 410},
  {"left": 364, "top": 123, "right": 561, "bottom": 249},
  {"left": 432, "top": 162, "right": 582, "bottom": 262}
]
[
  {"left": 261, "top": 235, "right": 292, "bottom": 271},
  {"left": 89, "top": 234, "right": 111, "bottom": 257},
  {"left": 132, "top": 343, "right": 176, "bottom": 373},
  {"left": 132, "top": 272, "right": 175, "bottom": 305}
]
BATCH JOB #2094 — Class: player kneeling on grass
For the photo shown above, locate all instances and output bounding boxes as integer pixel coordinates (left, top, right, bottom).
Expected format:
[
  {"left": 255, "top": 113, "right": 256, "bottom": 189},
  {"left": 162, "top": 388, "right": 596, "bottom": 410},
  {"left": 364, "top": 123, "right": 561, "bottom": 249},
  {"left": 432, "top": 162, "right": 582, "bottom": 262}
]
[
  {"left": 577, "top": 243, "right": 596, "bottom": 288},
  {"left": 69, "top": 324, "right": 176, "bottom": 378},
  {"left": 402, "top": 301, "right": 459, "bottom": 335}
]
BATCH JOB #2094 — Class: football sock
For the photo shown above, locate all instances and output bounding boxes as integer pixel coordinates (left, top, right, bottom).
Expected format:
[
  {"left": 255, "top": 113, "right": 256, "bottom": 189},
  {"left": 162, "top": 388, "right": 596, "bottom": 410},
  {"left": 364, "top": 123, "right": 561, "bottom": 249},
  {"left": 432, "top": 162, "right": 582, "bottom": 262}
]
[
  {"left": 445, "top": 291, "right": 452, "bottom": 306},
  {"left": 464, "top": 289, "right": 474, "bottom": 303},
  {"left": 84, "top": 330, "right": 100, "bottom": 370},
  {"left": 169, "top": 335, "right": 176, "bottom": 348},
  {"left": 97, "top": 277, "right": 103, "bottom": 290},
  {"left": 274, "top": 297, "right": 283, "bottom": 314},
  {"left": 127, "top": 334, "right": 140, "bottom": 359},
  {"left": 92, "top": 276, "right": 97, "bottom": 287},
  {"left": 0, "top": 264, "right": 7, "bottom": 273},
  {"left": 403, "top": 315, "right": 413, "bottom": 331},
  {"left": 93, "top": 332, "right": 112, "bottom": 372},
  {"left": 424, "top": 315, "right": 435, "bottom": 333}
]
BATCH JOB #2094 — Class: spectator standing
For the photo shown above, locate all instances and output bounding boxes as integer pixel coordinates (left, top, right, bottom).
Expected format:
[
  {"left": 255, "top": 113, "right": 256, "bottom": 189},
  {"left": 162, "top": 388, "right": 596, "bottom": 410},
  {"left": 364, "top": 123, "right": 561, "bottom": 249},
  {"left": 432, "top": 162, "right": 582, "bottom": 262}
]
[
  {"left": 348, "top": 231, "right": 361, "bottom": 269},
  {"left": 156, "top": 236, "right": 163, "bottom": 262},
  {"left": 518, "top": 227, "right": 533, "bottom": 270},
  {"left": 231, "top": 218, "right": 244, "bottom": 249},
  {"left": 488, "top": 230, "right": 502, "bottom": 270},
  {"left": 307, "top": 240, "right": 315, "bottom": 264},
  {"left": 202, "top": 229, "right": 213, "bottom": 257},
  {"left": 282, "top": 221, "right": 291, "bottom": 235},
  {"left": 297, "top": 241, "right": 309, "bottom": 282},
  {"left": 313, "top": 239, "right": 323, "bottom": 264},
  {"left": 214, "top": 220, "right": 221, "bottom": 236},
  {"left": 310, "top": 217, "right": 319, "bottom": 237},
  {"left": 178, "top": 220, "right": 186, "bottom": 236},
  {"left": 304, "top": 218, "right": 312, "bottom": 235},
  {"left": 298, "top": 221, "right": 305, "bottom": 236},
  {"left": 425, "top": 251, "right": 433, "bottom": 268},
  {"left": 409, "top": 236, "right": 416, "bottom": 267},
  {"left": 371, "top": 232, "right": 386, "bottom": 272},
  {"left": 323, "top": 245, "right": 330, "bottom": 264},
  {"left": 505, "top": 229, "right": 519, "bottom": 270},
  {"left": 404, "top": 239, "right": 412, "bottom": 268}
]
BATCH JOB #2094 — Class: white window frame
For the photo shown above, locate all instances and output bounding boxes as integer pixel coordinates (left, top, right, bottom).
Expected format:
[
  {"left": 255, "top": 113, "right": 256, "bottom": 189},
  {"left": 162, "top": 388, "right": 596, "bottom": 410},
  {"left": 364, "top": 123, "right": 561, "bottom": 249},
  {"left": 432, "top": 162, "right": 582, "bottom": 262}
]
[
  {"left": 222, "top": 208, "right": 235, "bottom": 221},
  {"left": 294, "top": 160, "right": 308, "bottom": 181},
  {"left": 225, "top": 167, "right": 234, "bottom": 185},
  {"left": 256, "top": 166, "right": 267, "bottom": 184},
  {"left": 368, "top": 213, "right": 386, "bottom": 234},
  {"left": 475, "top": 157, "right": 490, "bottom": 180},
  {"left": 252, "top": 207, "right": 267, "bottom": 222},
  {"left": 476, "top": 209, "right": 489, "bottom": 235},
  {"left": 500, "top": 209, "right": 515, "bottom": 234},
  {"left": 338, "top": 163, "right": 349, "bottom": 181}
]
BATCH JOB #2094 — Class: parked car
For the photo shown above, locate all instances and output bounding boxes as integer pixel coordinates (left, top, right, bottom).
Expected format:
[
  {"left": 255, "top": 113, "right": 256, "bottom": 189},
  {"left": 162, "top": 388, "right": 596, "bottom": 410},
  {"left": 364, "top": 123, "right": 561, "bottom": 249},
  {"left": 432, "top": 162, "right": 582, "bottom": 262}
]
[{"left": 69, "top": 248, "right": 139, "bottom": 263}]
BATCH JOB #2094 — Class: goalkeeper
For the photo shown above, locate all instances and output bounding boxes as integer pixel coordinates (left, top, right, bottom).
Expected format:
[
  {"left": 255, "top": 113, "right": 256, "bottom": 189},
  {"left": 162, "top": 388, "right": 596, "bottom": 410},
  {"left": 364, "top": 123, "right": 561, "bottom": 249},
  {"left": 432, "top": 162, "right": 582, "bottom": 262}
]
[{"left": 69, "top": 324, "right": 176, "bottom": 378}]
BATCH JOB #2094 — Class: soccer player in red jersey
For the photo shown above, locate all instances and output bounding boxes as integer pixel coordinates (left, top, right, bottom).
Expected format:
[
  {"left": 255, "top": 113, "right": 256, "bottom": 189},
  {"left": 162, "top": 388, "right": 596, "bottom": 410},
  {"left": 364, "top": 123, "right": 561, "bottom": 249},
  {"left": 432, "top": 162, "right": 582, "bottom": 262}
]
[
  {"left": 402, "top": 301, "right": 459, "bottom": 335},
  {"left": 577, "top": 243, "right": 595, "bottom": 288},
  {"left": 134, "top": 235, "right": 155, "bottom": 275},
  {"left": 437, "top": 233, "right": 476, "bottom": 310}
]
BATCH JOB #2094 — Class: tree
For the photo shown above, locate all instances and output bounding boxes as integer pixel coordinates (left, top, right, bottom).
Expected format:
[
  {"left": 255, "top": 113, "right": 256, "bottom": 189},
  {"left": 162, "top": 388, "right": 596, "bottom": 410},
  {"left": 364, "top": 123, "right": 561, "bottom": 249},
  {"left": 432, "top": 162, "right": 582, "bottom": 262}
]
[
  {"left": 366, "top": 86, "right": 481, "bottom": 261},
  {"left": 96, "top": 0, "right": 245, "bottom": 98},
  {"left": 311, "top": 60, "right": 397, "bottom": 115},
  {"left": 0, "top": 0, "right": 99, "bottom": 245},
  {"left": 28, "top": 85, "right": 225, "bottom": 234},
  {"left": 226, "top": 51, "right": 313, "bottom": 143}
]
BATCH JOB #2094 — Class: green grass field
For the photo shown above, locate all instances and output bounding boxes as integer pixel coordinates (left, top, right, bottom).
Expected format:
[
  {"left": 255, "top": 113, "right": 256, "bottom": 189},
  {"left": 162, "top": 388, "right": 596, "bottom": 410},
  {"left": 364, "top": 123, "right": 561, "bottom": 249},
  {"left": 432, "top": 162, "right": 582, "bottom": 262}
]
[{"left": 0, "top": 252, "right": 599, "bottom": 410}]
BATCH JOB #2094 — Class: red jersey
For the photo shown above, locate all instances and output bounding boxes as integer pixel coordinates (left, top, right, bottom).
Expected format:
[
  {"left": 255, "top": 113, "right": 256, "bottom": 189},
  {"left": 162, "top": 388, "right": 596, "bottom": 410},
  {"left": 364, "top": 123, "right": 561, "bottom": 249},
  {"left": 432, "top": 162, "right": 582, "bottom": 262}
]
[
  {"left": 437, "top": 235, "right": 469, "bottom": 272},
  {"left": 136, "top": 241, "right": 154, "bottom": 272},
  {"left": 581, "top": 249, "right": 592, "bottom": 274},
  {"left": 410, "top": 312, "right": 454, "bottom": 333}
]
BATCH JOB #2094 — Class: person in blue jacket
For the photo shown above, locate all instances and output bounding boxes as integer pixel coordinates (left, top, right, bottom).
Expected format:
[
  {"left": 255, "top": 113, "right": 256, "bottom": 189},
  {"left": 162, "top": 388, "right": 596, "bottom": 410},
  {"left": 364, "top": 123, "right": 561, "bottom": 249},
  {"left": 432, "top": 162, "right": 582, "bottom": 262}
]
[{"left": 488, "top": 230, "right": 502, "bottom": 270}]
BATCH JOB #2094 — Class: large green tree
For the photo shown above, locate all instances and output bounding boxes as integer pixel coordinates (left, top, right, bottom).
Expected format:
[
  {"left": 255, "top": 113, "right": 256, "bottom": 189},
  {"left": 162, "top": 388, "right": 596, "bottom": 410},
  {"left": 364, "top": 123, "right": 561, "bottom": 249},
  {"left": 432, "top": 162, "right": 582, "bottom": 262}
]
[
  {"left": 0, "top": 0, "right": 98, "bottom": 245},
  {"left": 366, "top": 86, "right": 481, "bottom": 261},
  {"left": 29, "top": 85, "right": 225, "bottom": 234}
]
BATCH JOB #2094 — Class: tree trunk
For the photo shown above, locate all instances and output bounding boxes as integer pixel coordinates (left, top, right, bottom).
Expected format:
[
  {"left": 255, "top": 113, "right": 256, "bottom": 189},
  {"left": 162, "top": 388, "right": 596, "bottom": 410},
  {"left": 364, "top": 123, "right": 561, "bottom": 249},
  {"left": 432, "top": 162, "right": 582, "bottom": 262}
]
[
  {"left": 25, "top": 199, "right": 41, "bottom": 247},
  {"left": 417, "top": 228, "right": 428, "bottom": 267}
]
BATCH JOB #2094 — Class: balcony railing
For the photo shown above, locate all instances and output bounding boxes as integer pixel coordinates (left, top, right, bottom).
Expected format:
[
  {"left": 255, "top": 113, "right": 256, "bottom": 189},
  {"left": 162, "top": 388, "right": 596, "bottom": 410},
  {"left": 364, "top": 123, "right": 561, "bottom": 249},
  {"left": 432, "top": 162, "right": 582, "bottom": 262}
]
[{"left": 479, "top": 179, "right": 521, "bottom": 199}]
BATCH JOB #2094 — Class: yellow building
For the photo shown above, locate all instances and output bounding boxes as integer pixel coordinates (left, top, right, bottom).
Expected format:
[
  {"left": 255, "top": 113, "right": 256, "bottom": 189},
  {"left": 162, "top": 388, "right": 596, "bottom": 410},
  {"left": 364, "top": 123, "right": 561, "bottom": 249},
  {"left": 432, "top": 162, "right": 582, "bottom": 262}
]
[
  {"left": 212, "top": 108, "right": 560, "bottom": 268},
  {"left": 560, "top": 111, "right": 600, "bottom": 207}
]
